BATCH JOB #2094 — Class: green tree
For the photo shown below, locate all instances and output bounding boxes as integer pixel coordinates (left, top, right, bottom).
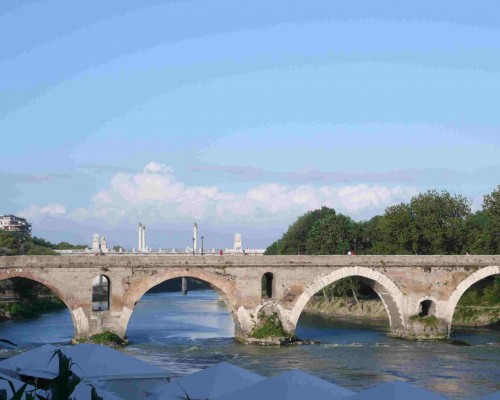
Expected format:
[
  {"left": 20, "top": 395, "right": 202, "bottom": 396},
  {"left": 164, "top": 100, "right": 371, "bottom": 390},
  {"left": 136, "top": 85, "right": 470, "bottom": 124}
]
[
  {"left": 305, "top": 213, "right": 360, "bottom": 255},
  {"left": 0, "top": 231, "right": 21, "bottom": 255},
  {"left": 372, "top": 203, "right": 416, "bottom": 254},
  {"left": 466, "top": 210, "right": 494, "bottom": 254},
  {"left": 265, "top": 207, "right": 336, "bottom": 255},
  {"left": 410, "top": 190, "right": 471, "bottom": 254},
  {"left": 483, "top": 185, "right": 500, "bottom": 253}
]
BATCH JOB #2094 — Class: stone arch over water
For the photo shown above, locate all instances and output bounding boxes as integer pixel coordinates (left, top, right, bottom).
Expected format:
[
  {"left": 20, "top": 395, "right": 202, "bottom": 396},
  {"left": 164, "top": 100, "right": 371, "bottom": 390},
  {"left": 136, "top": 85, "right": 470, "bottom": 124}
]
[
  {"left": 287, "top": 266, "right": 405, "bottom": 332},
  {"left": 122, "top": 269, "right": 251, "bottom": 339},
  {"left": 445, "top": 265, "right": 500, "bottom": 329},
  {"left": 0, "top": 272, "right": 82, "bottom": 336}
]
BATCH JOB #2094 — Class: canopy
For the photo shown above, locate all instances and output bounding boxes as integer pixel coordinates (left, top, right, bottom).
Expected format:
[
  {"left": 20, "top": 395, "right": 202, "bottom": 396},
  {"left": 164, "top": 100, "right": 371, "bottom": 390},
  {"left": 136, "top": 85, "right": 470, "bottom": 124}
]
[
  {"left": 149, "top": 362, "right": 265, "bottom": 400},
  {"left": 213, "top": 369, "right": 354, "bottom": 400},
  {"left": 345, "top": 380, "right": 448, "bottom": 400},
  {"left": 71, "top": 382, "right": 123, "bottom": 400},
  {"left": 0, "top": 344, "right": 169, "bottom": 400}
]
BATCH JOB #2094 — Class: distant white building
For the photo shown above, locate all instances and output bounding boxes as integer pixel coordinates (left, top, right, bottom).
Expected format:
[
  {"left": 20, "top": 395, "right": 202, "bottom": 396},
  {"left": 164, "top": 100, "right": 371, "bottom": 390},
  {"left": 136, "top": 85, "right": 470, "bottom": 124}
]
[
  {"left": 0, "top": 215, "right": 32, "bottom": 235},
  {"left": 234, "top": 233, "right": 242, "bottom": 250},
  {"left": 92, "top": 233, "right": 100, "bottom": 252},
  {"left": 100, "top": 236, "right": 108, "bottom": 253}
]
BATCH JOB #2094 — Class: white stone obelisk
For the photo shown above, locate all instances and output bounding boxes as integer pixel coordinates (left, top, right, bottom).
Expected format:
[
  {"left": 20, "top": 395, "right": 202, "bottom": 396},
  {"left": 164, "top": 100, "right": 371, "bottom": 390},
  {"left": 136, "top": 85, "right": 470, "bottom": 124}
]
[{"left": 193, "top": 223, "right": 198, "bottom": 252}]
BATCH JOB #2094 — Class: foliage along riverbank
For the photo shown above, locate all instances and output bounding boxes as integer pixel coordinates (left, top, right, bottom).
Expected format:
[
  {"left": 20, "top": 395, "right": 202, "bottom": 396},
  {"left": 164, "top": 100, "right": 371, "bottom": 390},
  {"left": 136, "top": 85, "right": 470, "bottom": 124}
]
[{"left": 0, "top": 296, "right": 66, "bottom": 321}]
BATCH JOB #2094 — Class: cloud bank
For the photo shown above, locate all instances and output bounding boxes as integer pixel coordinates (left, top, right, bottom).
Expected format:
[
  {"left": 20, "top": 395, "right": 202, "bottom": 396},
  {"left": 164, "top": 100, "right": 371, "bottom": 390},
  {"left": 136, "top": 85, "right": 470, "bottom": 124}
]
[{"left": 19, "top": 162, "right": 417, "bottom": 229}]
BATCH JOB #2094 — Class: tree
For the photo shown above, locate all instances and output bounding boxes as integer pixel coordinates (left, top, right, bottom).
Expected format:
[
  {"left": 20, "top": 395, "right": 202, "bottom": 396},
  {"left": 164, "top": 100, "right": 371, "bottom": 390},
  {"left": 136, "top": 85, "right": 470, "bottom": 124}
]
[
  {"left": 0, "top": 231, "right": 21, "bottom": 255},
  {"left": 372, "top": 203, "right": 416, "bottom": 254},
  {"left": 265, "top": 207, "right": 336, "bottom": 255},
  {"left": 305, "top": 213, "right": 360, "bottom": 255},
  {"left": 410, "top": 190, "right": 471, "bottom": 254},
  {"left": 483, "top": 185, "right": 500, "bottom": 253}
]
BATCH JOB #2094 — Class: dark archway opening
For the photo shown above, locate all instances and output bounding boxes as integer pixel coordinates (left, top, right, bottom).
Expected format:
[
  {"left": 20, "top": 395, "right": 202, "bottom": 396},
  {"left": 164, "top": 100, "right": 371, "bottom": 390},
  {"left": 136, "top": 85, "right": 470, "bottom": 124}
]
[
  {"left": 125, "top": 277, "right": 234, "bottom": 345},
  {"left": 452, "top": 275, "right": 499, "bottom": 330},
  {"left": 0, "top": 278, "right": 74, "bottom": 346},
  {"left": 296, "top": 277, "right": 389, "bottom": 341},
  {"left": 261, "top": 273, "right": 274, "bottom": 299},
  {"left": 419, "top": 300, "right": 436, "bottom": 317},
  {"left": 92, "top": 275, "right": 110, "bottom": 311}
]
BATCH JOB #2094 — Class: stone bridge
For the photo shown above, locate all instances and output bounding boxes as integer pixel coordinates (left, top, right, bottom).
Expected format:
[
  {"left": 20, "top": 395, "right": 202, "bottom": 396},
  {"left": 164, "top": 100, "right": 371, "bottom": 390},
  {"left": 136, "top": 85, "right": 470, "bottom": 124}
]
[{"left": 0, "top": 255, "right": 498, "bottom": 340}]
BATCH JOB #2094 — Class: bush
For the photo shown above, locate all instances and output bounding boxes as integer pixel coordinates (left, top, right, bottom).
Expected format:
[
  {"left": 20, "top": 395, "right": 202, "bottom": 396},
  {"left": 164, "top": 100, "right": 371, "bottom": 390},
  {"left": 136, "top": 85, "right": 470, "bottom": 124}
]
[
  {"left": 75, "top": 331, "right": 126, "bottom": 346},
  {"left": 250, "top": 313, "right": 290, "bottom": 339}
]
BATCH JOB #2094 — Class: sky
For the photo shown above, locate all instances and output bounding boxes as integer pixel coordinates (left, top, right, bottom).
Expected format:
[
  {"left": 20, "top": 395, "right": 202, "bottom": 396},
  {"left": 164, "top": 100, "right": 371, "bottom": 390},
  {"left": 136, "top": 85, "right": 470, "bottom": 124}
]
[{"left": 1, "top": 1, "right": 499, "bottom": 249}]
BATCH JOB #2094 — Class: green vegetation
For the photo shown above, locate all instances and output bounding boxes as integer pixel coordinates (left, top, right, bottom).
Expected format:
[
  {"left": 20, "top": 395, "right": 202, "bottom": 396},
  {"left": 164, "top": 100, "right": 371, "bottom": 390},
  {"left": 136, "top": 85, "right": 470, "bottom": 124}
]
[
  {"left": 250, "top": 313, "right": 291, "bottom": 339},
  {"left": 1, "top": 297, "right": 65, "bottom": 319},
  {"left": 409, "top": 315, "right": 439, "bottom": 327},
  {"left": 265, "top": 186, "right": 500, "bottom": 255},
  {"left": 74, "top": 331, "right": 126, "bottom": 346},
  {"left": 0, "top": 231, "right": 87, "bottom": 256}
]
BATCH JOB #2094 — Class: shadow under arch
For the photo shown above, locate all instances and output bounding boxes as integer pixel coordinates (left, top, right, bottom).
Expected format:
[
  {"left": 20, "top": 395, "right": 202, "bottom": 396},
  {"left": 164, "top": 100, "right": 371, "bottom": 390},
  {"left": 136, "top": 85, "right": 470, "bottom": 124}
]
[
  {"left": 122, "top": 270, "right": 248, "bottom": 338},
  {"left": 0, "top": 272, "right": 78, "bottom": 337},
  {"left": 288, "top": 266, "right": 405, "bottom": 332},
  {"left": 445, "top": 265, "right": 500, "bottom": 330}
]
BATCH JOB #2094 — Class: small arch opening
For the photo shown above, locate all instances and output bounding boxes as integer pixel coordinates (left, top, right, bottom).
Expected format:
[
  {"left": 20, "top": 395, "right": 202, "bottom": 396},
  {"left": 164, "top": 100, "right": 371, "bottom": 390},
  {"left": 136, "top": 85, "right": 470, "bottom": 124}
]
[
  {"left": 92, "top": 275, "right": 110, "bottom": 311},
  {"left": 261, "top": 273, "right": 274, "bottom": 299},
  {"left": 419, "top": 299, "right": 436, "bottom": 317}
]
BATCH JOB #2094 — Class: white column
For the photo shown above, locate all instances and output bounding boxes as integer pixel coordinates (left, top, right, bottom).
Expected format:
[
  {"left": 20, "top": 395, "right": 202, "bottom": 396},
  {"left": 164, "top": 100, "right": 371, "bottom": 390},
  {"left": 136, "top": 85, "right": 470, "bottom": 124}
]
[
  {"left": 142, "top": 225, "right": 146, "bottom": 251},
  {"left": 138, "top": 223, "right": 143, "bottom": 251},
  {"left": 193, "top": 223, "right": 198, "bottom": 252}
]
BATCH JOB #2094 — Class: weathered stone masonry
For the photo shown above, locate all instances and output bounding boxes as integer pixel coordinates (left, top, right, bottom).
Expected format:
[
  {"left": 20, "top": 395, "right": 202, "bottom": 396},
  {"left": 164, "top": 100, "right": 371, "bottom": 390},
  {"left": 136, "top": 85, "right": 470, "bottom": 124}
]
[{"left": 0, "top": 255, "right": 498, "bottom": 340}]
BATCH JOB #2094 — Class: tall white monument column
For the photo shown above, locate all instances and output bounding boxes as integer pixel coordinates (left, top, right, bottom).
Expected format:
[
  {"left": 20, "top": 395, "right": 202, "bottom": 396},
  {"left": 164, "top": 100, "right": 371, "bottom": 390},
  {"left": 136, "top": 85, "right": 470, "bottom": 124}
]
[
  {"left": 193, "top": 223, "right": 198, "bottom": 252},
  {"left": 142, "top": 224, "right": 146, "bottom": 251},
  {"left": 138, "top": 223, "right": 143, "bottom": 251}
]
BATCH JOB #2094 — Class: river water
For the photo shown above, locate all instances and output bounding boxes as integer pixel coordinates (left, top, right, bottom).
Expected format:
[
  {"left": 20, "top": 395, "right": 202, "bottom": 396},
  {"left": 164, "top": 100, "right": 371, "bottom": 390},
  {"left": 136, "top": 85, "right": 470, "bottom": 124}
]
[{"left": 0, "top": 290, "right": 498, "bottom": 399}]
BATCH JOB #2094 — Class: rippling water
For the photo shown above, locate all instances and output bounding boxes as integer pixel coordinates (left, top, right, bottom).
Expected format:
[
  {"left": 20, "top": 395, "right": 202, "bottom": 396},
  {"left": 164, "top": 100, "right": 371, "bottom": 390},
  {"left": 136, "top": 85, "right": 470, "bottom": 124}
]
[{"left": 0, "top": 290, "right": 498, "bottom": 399}]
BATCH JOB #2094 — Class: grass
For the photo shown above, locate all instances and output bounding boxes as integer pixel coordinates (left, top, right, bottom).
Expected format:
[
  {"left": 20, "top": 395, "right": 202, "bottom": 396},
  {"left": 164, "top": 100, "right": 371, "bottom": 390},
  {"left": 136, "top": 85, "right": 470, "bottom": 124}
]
[
  {"left": 409, "top": 315, "right": 439, "bottom": 327},
  {"left": 250, "top": 312, "right": 291, "bottom": 339}
]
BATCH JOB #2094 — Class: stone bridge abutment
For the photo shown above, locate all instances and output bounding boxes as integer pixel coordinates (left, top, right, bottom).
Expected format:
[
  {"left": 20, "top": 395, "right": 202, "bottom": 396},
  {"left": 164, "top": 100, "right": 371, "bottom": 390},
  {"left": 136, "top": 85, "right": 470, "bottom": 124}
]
[{"left": 0, "top": 255, "right": 498, "bottom": 342}]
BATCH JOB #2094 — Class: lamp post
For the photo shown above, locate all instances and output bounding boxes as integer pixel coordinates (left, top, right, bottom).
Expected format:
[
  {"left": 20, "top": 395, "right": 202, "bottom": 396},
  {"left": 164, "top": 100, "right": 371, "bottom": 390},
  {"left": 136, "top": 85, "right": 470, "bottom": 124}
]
[
  {"left": 366, "top": 237, "right": 370, "bottom": 255},
  {"left": 201, "top": 236, "right": 204, "bottom": 255},
  {"left": 353, "top": 238, "right": 357, "bottom": 254},
  {"left": 192, "top": 237, "right": 195, "bottom": 255}
]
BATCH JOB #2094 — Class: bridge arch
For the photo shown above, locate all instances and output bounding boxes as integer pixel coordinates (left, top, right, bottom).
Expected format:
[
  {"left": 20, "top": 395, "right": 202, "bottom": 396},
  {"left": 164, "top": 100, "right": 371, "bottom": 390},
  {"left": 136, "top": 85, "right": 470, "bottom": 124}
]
[
  {"left": 445, "top": 265, "right": 500, "bottom": 328},
  {"left": 287, "top": 266, "right": 405, "bottom": 332},
  {"left": 122, "top": 269, "right": 250, "bottom": 339},
  {"left": 0, "top": 271, "right": 81, "bottom": 336}
]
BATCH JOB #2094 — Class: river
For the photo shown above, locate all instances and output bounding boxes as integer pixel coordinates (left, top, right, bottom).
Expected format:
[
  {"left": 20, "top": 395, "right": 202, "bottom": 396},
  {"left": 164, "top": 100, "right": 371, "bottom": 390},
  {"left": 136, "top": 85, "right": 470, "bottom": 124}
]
[{"left": 0, "top": 290, "right": 498, "bottom": 399}]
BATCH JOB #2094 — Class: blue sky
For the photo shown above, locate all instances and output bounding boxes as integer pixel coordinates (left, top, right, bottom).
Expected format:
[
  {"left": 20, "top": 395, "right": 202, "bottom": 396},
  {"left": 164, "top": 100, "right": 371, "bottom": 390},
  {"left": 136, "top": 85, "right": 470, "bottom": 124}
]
[{"left": 1, "top": 1, "right": 499, "bottom": 249}]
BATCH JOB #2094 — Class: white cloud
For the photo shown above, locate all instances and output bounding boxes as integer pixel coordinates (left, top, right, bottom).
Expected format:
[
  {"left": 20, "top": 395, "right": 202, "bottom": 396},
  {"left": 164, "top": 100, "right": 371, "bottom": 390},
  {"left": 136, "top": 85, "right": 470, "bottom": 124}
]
[
  {"left": 18, "top": 203, "right": 67, "bottom": 220},
  {"left": 18, "top": 163, "right": 418, "bottom": 227}
]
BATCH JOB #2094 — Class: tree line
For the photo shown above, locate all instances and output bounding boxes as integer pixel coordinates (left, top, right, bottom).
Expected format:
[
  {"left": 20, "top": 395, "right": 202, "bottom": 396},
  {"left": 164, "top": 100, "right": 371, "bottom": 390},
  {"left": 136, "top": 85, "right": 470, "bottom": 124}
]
[
  {"left": 0, "top": 232, "right": 86, "bottom": 256},
  {"left": 265, "top": 185, "right": 500, "bottom": 255}
]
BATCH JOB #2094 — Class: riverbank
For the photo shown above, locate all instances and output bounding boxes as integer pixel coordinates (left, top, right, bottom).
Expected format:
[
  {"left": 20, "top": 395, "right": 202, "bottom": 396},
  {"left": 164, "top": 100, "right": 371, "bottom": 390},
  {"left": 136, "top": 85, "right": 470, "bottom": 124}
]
[
  {"left": 304, "top": 297, "right": 500, "bottom": 328},
  {"left": 0, "top": 297, "right": 66, "bottom": 321}
]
